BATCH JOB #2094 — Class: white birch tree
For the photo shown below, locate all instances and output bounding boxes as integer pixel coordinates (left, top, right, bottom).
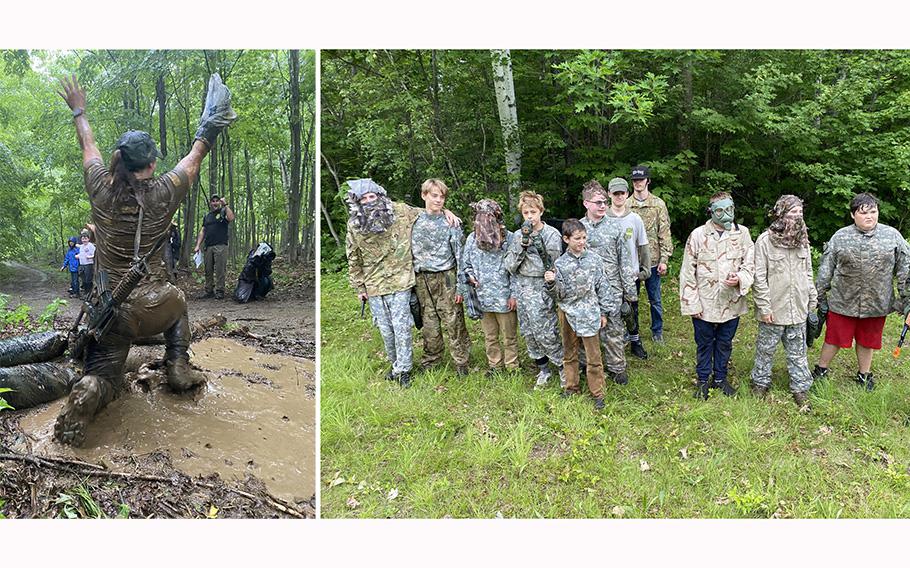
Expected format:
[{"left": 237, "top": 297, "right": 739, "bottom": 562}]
[{"left": 491, "top": 49, "right": 522, "bottom": 214}]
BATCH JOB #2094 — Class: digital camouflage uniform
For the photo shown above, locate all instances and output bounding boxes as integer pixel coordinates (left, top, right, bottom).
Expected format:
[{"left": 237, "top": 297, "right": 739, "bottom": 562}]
[
  {"left": 411, "top": 211, "right": 470, "bottom": 368},
  {"left": 504, "top": 223, "right": 564, "bottom": 367},
  {"left": 545, "top": 249, "right": 616, "bottom": 397},
  {"left": 750, "top": 231, "right": 818, "bottom": 393},
  {"left": 461, "top": 231, "right": 518, "bottom": 370},
  {"left": 816, "top": 223, "right": 910, "bottom": 320},
  {"left": 347, "top": 200, "right": 422, "bottom": 375},
  {"left": 580, "top": 215, "right": 634, "bottom": 374}
]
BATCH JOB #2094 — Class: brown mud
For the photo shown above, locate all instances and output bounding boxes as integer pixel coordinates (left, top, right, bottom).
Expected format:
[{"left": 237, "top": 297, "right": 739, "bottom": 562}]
[{"left": 0, "top": 259, "right": 315, "bottom": 518}]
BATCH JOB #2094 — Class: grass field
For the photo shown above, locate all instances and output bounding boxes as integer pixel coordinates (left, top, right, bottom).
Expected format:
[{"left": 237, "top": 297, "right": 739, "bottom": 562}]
[{"left": 320, "top": 270, "right": 910, "bottom": 518}]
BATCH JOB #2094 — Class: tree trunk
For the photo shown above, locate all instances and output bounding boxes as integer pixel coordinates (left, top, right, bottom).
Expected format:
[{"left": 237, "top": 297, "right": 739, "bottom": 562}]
[
  {"left": 679, "top": 51, "right": 694, "bottom": 185},
  {"left": 287, "top": 50, "right": 303, "bottom": 264},
  {"left": 320, "top": 152, "right": 343, "bottom": 249},
  {"left": 244, "top": 144, "right": 256, "bottom": 251},
  {"left": 226, "top": 129, "right": 236, "bottom": 268},
  {"left": 156, "top": 74, "right": 168, "bottom": 157},
  {"left": 491, "top": 49, "right": 522, "bottom": 215}
]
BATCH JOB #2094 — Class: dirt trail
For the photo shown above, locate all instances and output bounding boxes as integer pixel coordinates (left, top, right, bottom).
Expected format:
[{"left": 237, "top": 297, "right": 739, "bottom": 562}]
[{"left": 0, "top": 261, "right": 316, "bottom": 518}]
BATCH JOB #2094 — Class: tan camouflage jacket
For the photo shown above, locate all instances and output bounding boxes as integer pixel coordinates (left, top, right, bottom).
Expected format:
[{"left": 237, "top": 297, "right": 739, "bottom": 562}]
[
  {"left": 679, "top": 220, "right": 755, "bottom": 323},
  {"left": 346, "top": 201, "right": 421, "bottom": 297},
  {"left": 752, "top": 231, "right": 817, "bottom": 326},
  {"left": 627, "top": 193, "right": 673, "bottom": 267}
]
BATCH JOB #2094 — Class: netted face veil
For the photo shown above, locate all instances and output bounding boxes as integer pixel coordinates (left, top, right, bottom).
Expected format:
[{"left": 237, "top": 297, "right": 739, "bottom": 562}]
[
  {"left": 346, "top": 178, "right": 396, "bottom": 234},
  {"left": 470, "top": 198, "right": 505, "bottom": 251},
  {"left": 767, "top": 194, "right": 809, "bottom": 249}
]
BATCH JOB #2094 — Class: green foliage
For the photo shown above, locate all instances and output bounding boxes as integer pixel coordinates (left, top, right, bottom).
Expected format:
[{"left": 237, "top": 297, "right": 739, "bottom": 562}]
[
  {"left": 3, "top": 303, "right": 30, "bottom": 327},
  {"left": 54, "top": 485, "right": 104, "bottom": 519},
  {"left": 0, "top": 387, "right": 13, "bottom": 411},
  {"left": 0, "top": 498, "right": 6, "bottom": 519},
  {"left": 37, "top": 298, "right": 67, "bottom": 331},
  {"left": 727, "top": 485, "right": 771, "bottom": 518}
]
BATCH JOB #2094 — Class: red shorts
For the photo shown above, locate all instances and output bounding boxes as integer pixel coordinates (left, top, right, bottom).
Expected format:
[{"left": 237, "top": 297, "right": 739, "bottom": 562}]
[{"left": 824, "top": 311, "right": 887, "bottom": 350}]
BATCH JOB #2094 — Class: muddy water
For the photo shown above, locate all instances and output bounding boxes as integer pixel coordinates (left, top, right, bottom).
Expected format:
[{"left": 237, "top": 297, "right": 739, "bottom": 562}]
[{"left": 19, "top": 338, "right": 315, "bottom": 504}]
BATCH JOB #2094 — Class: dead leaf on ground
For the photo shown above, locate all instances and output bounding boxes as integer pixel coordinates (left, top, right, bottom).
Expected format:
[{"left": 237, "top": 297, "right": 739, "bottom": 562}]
[
  {"left": 329, "top": 474, "right": 345, "bottom": 488},
  {"left": 435, "top": 422, "right": 445, "bottom": 428},
  {"left": 611, "top": 505, "right": 626, "bottom": 518},
  {"left": 387, "top": 488, "right": 399, "bottom": 501},
  {"left": 679, "top": 447, "right": 688, "bottom": 460},
  {"left": 347, "top": 496, "right": 360, "bottom": 509},
  {"left": 640, "top": 459, "right": 651, "bottom": 472},
  {"left": 715, "top": 497, "right": 731, "bottom": 505}
]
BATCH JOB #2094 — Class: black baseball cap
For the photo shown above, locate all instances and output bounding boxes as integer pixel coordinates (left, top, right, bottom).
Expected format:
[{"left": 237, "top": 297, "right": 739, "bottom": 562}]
[
  {"left": 631, "top": 165, "right": 651, "bottom": 180},
  {"left": 116, "top": 130, "right": 162, "bottom": 171},
  {"left": 210, "top": 194, "right": 222, "bottom": 201}
]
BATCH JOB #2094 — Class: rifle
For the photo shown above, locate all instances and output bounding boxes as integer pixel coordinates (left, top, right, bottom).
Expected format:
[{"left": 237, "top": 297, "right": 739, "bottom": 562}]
[
  {"left": 894, "top": 313, "right": 910, "bottom": 359},
  {"left": 68, "top": 234, "right": 168, "bottom": 360},
  {"left": 521, "top": 220, "right": 554, "bottom": 272}
]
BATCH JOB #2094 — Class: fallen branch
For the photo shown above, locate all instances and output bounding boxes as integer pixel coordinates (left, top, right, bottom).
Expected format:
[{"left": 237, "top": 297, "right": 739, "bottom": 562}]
[{"left": 0, "top": 451, "right": 307, "bottom": 518}]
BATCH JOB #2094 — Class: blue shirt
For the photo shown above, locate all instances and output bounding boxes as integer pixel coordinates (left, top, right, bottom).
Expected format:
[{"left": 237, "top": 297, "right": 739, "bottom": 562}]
[{"left": 63, "top": 247, "right": 80, "bottom": 272}]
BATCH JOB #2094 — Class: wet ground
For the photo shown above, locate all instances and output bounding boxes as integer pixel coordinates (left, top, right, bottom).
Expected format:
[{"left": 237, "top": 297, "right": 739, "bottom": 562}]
[{"left": 0, "top": 259, "right": 316, "bottom": 518}]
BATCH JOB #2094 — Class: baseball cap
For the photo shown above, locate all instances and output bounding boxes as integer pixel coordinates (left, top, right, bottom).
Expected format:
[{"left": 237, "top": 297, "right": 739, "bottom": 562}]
[
  {"left": 608, "top": 177, "right": 629, "bottom": 193},
  {"left": 116, "top": 130, "right": 163, "bottom": 171},
  {"left": 210, "top": 194, "right": 222, "bottom": 201},
  {"left": 631, "top": 165, "right": 650, "bottom": 180}
]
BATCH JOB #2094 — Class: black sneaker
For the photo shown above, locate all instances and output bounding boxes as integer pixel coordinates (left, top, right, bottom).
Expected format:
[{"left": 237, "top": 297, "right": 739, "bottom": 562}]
[
  {"left": 613, "top": 371, "right": 629, "bottom": 385},
  {"left": 715, "top": 379, "right": 737, "bottom": 397},
  {"left": 456, "top": 365, "right": 470, "bottom": 377},
  {"left": 630, "top": 341, "right": 649, "bottom": 360},
  {"left": 811, "top": 365, "right": 829, "bottom": 380},
  {"left": 694, "top": 381, "right": 710, "bottom": 400},
  {"left": 385, "top": 369, "right": 396, "bottom": 381},
  {"left": 854, "top": 371, "right": 875, "bottom": 392},
  {"left": 214, "top": 291, "right": 225, "bottom": 300},
  {"left": 593, "top": 397, "right": 605, "bottom": 410},
  {"left": 398, "top": 371, "right": 412, "bottom": 388}
]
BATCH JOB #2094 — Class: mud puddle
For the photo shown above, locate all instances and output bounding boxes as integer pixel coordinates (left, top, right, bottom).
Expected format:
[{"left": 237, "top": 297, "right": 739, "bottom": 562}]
[{"left": 17, "top": 337, "right": 315, "bottom": 504}]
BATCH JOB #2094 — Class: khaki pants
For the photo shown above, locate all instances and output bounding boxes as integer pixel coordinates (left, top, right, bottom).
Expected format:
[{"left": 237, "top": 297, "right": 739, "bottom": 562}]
[
  {"left": 414, "top": 268, "right": 470, "bottom": 367},
  {"left": 204, "top": 243, "right": 228, "bottom": 294},
  {"left": 480, "top": 310, "right": 519, "bottom": 370},
  {"left": 560, "top": 309, "right": 605, "bottom": 398}
]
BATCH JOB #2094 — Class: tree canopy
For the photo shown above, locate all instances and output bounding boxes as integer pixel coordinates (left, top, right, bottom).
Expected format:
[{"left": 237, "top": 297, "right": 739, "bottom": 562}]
[{"left": 321, "top": 49, "right": 910, "bottom": 268}]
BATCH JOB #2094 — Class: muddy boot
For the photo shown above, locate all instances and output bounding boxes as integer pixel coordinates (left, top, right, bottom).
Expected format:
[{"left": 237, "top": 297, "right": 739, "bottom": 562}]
[
  {"left": 613, "top": 370, "right": 629, "bottom": 386},
  {"left": 398, "top": 371, "right": 412, "bottom": 389},
  {"left": 54, "top": 375, "right": 112, "bottom": 447},
  {"left": 793, "top": 391, "right": 811, "bottom": 411},
  {"left": 164, "top": 315, "right": 205, "bottom": 392},
  {"left": 854, "top": 371, "right": 875, "bottom": 392},
  {"left": 752, "top": 384, "right": 769, "bottom": 398},
  {"left": 715, "top": 378, "right": 737, "bottom": 397},
  {"left": 693, "top": 378, "right": 710, "bottom": 400},
  {"left": 630, "top": 341, "right": 648, "bottom": 360}
]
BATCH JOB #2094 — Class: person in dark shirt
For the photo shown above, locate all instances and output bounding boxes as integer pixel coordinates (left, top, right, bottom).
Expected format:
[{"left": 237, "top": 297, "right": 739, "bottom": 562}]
[
  {"left": 194, "top": 194, "right": 235, "bottom": 299},
  {"left": 54, "top": 74, "right": 234, "bottom": 446}
]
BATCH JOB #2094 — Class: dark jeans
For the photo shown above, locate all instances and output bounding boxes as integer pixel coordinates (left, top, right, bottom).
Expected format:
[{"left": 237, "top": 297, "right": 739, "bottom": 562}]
[
  {"left": 635, "top": 266, "right": 664, "bottom": 338},
  {"left": 692, "top": 317, "right": 740, "bottom": 384},
  {"left": 69, "top": 271, "right": 80, "bottom": 295},
  {"left": 78, "top": 264, "right": 94, "bottom": 300}
]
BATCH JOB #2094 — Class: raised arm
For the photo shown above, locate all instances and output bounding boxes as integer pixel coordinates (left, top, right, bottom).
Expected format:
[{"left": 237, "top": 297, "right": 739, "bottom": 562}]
[{"left": 58, "top": 75, "right": 102, "bottom": 167}]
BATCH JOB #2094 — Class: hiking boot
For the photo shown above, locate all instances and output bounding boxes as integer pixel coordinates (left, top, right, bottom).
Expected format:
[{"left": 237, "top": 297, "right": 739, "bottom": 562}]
[
  {"left": 214, "top": 291, "right": 225, "bottom": 300},
  {"left": 398, "top": 371, "right": 412, "bottom": 389},
  {"left": 166, "top": 358, "right": 206, "bottom": 392},
  {"left": 752, "top": 384, "right": 769, "bottom": 398},
  {"left": 694, "top": 381, "right": 710, "bottom": 401},
  {"left": 630, "top": 341, "right": 649, "bottom": 360},
  {"left": 715, "top": 379, "right": 737, "bottom": 397},
  {"left": 385, "top": 369, "right": 396, "bottom": 381},
  {"left": 418, "top": 361, "right": 439, "bottom": 373},
  {"left": 456, "top": 365, "right": 470, "bottom": 377},
  {"left": 652, "top": 334, "right": 664, "bottom": 344},
  {"left": 534, "top": 366, "right": 552, "bottom": 389},
  {"left": 593, "top": 397, "right": 605, "bottom": 410},
  {"left": 811, "top": 365, "right": 829, "bottom": 380},
  {"left": 793, "top": 391, "right": 810, "bottom": 410},
  {"left": 854, "top": 371, "right": 875, "bottom": 392},
  {"left": 612, "top": 371, "right": 629, "bottom": 385}
]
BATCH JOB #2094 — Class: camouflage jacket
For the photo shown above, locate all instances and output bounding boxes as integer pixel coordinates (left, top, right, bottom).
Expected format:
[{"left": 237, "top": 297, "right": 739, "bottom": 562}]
[
  {"left": 504, "top": 223, "right": 563, "bottom": 278},
  {"left": 346, "top": 201, "right": 421, "bottom": 297},
  {"left": 680, "top": 220, "right": 755, "bottom": 323},
  {"left": 461, "top": 231, "right": 515, "bottom": 313},
  {"left": 627, "top": 193, "right": 674, "bottom": 267},
  {"left": 580, "top": 215, "right": 636, "bottom": 302},
  {"left": 752, "top": 231, "right": 817, "bottom": 326},
  {"left": 545, "top": 249, "right": 615, "bottom": 337},
  {"left": 816, "top": 223, "right": 910, "bottom": 318},
  {"left": 412, "top": 211, "right": 465, "bottom": 274}
]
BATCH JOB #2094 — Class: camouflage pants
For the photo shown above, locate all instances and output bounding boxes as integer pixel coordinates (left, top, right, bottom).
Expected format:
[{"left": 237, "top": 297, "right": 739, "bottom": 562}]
[
  {"left": 599, "top": 316, "right": 627, "bottom": 374},
  {"left": 514, "top": 274, "right": 563, "bottom": 366},
  {"left": 414, "top": 269, "right": 470, "bottom": 367},
  {"left": 750, "top": 321, "right": 812, "bottom": 393},
  {"left": 368, "top": 290, "right": 414, "bottom": 375}
]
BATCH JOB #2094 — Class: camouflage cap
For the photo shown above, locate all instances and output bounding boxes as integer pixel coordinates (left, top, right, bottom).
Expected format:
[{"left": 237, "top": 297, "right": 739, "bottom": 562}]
[
  {"left": 346, "top": 178, "right": 388, "bottom": 203},
  {"left": 608, "top": 177, "right": 629, "bottom": 193},
  {"left": 116, "top": 130, "right": 162, "bottom": 171}
]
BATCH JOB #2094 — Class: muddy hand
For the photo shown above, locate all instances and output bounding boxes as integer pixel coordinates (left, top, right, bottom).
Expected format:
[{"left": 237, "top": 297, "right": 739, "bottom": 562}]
[
  {"left": 57, "top": 74, "right": 86, "bottom": 111},
  {"left": 54, "top": 375, "right": 105, "bottom": 447}
]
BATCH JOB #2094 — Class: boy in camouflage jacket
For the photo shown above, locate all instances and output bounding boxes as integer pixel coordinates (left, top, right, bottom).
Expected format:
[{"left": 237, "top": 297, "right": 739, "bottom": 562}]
[{"left": 545, "top": 219, "right": 616, "bottom": 409}]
